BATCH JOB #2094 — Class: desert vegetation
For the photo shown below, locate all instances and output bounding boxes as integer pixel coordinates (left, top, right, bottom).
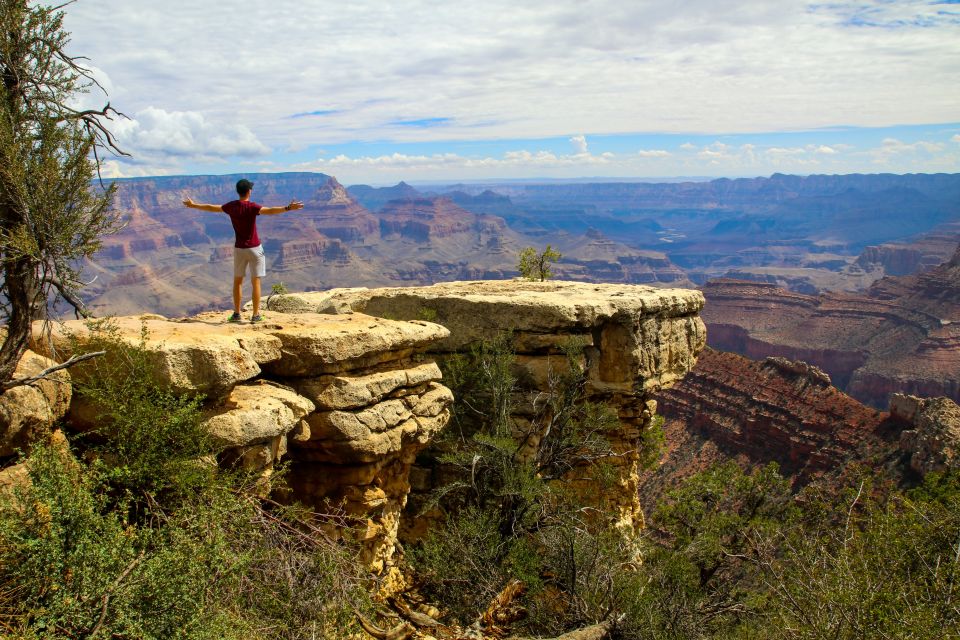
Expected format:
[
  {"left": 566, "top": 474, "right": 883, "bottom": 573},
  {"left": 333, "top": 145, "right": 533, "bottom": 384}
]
[
  {"left": 404, "top": 336, "right": 960, "bottom": 639},
  {"left": 0, "top": 329, "right": 956, "bottom": 639}
]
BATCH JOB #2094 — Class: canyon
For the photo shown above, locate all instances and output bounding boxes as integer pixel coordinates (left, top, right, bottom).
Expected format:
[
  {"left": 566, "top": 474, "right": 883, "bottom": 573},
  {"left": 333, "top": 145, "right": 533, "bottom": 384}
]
[
  {"left": 702, "top": 243, "right": 960, "bottom": 408},
  {"left": 71, "top": 170, "right": 960, "bottom": 454}
]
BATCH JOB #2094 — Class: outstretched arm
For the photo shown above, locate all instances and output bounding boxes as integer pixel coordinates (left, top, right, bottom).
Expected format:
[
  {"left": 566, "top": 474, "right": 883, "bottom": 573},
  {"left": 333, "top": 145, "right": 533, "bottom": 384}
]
[
  {"left": 261, "top": 200, "right": 305, "bottom": 215},
  {"left": 183, "top": 198, "right": 224, "bottom": 213}
]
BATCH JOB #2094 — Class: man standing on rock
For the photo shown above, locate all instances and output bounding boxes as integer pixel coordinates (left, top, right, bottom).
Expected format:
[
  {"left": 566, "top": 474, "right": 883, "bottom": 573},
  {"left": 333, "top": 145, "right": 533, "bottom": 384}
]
[{"left": 183, "top": 178, "right": 303, "bottom": 322}]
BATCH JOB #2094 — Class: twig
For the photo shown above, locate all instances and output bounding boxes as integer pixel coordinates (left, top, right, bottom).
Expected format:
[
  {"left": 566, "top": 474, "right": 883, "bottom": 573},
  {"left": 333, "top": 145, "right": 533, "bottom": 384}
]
[
  {"left": 1, "top": 350, "right": 105, "bottom": 391},
  {"left": 844, "top": 481, "right": 864, "bottom": 550},
  {"left": 42, "top": 275, "right": 92, "bottom": 319}
]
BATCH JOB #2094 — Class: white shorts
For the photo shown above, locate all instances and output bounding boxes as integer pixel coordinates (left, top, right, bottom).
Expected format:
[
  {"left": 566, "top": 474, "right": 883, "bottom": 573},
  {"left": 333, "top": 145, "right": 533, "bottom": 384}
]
[{"left": 234, "top": 245, "right": 266, "bottom": 279}]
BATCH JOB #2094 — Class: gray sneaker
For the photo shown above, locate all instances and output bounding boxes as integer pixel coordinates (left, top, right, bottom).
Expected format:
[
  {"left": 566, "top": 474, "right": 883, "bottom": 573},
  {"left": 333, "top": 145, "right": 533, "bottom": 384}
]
[
  {"left": 227, "top": 311, "right": 242, "bottom": 323},
  {"left": 250, "top": 314, "right": 264, "bottom": 323}
]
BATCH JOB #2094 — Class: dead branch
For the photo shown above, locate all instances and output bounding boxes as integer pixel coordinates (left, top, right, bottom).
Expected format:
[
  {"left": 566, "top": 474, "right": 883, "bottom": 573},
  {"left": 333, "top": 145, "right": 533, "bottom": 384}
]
[
  {"left": 512, "top": 618, "right": 621, "bottom": 640},
  {"left": 354, "top": 607, "right": 415, "bottom": 640},
  {"left": 0, "top": 350, "right": 104, "bottom": 391},
  {"left": 88, "top": 550, "right": 145, "bottom": 637},
  {"left": 42, "top": 275, "right": 91, "bottom": 319}
]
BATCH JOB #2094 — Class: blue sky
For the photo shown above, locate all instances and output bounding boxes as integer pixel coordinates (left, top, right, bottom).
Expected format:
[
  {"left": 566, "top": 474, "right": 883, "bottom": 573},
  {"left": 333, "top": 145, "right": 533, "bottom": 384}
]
[{"left": 63, "top": 0, "right": 960, "bottom": 184}]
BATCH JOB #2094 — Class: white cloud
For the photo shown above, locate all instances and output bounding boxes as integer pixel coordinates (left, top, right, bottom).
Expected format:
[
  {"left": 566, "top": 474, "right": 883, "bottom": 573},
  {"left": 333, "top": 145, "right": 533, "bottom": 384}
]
[
  {"left": 880, "top": 138, "right": 945, "bottom": 154},
  {"left": 570, "top": 135, "right": 589, "bottom": 154},
  {"left": 767, "top": 147, "right": 806, "bottom": 156},
  {"left": 636, "top": 149, "right": 670, "bottom": 158},
  {"left": 951, "top": 134, "right": 960, "bottom": 144},
  {"left": 112, "top": 107, "right": 270, "bottom": 161}
]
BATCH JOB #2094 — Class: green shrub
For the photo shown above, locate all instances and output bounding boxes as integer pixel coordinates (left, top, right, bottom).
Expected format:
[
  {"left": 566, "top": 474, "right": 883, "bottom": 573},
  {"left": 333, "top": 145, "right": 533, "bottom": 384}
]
[
  {"left": 412, "top": 334, "right": 646, "bottom": 632},
  {"left": 761, "top": 472, "right": 960, "bottom": 639}
]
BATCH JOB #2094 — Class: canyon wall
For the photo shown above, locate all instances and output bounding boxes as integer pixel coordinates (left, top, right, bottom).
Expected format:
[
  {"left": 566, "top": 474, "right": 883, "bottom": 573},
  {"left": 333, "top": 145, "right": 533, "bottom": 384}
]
[
  {"left": 648, "top": 348, "right": 891, "bottom": 504},
  {"left": 702, "top": 245, "right": 960, "bottom": 408}
]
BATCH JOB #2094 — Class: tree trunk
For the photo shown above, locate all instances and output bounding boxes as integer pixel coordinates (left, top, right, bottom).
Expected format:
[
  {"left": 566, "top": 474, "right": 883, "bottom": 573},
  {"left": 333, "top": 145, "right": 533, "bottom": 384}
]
[{"left": 0, "top": 256, "right": 35, "bottom": 382}]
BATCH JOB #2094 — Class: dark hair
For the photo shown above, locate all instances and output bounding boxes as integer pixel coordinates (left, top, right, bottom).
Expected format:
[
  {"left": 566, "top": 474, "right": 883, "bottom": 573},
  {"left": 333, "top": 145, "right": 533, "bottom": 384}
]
[{"left": 236, "top": 178, "right": 254, "bottom": 196}]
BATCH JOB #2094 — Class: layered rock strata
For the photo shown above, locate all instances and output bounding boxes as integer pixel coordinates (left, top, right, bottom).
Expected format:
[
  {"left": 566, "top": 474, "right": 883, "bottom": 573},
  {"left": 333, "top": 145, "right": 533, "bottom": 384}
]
[
  {"left": 702, "top": 245, "right": 960, "bottom": 407},
  {"left": 268, "top": 280, "right": 707, "bottom": 533},
  {"left": 650, "top": 348, "right": 889, "bottom": 503},
  {"left": 29, "top": 311, "right": 453, "bottom": 577}
]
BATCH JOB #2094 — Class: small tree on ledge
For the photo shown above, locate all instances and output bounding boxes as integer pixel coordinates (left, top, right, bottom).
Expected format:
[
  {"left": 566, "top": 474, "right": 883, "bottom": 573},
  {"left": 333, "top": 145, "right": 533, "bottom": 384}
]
[{"left": 517, "top": 244, "right": 561, "bottom": 282}]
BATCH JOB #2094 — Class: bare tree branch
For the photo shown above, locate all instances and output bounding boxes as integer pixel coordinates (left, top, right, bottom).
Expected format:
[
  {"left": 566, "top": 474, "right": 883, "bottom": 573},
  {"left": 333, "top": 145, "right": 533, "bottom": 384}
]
[
  {"left": 88, "top": 550, "right": 145, "bottom": 638},
  {"left": 42, "top": 274, "right": 91, "bottom": 318},
  {"left": 1, "top": 349, "right": 104, "bottom": 391}
]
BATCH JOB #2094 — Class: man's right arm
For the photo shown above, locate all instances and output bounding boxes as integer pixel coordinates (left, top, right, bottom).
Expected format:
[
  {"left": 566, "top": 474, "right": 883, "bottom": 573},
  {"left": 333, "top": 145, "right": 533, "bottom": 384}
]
[{"left": 183, "top": 198, "right": 223, "bottom": 213}]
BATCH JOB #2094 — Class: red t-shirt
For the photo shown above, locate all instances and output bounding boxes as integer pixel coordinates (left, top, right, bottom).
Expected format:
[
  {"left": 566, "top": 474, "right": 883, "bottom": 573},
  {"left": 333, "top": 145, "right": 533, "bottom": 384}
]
[{"left": 222, "top": 200, "right": 263, "bottom": 248}]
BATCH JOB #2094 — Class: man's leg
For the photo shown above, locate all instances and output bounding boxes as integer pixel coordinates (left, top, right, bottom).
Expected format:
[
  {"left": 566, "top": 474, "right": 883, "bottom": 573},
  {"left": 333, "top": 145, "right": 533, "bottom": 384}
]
[
  {"left": 233, "top": 276, "right": 244, "bottom": 314},
  {"left": 251, "top": 277, "right": 261, "bottom": 316}
]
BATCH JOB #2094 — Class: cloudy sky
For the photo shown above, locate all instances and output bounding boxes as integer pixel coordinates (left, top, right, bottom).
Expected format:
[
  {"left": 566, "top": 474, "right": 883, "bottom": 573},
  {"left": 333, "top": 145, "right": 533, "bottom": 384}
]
[{"left": 64, "top": 0, "right": 960, "bottom": 184}]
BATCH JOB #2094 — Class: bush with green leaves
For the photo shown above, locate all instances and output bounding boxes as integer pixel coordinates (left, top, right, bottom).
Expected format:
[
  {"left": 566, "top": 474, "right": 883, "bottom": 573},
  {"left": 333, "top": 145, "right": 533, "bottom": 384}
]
[
  {"left": 759, "top": 472, "right": 960, "bottom": 640},
  {"left": 0, "top": 325, "right": 370, "bottom": 638},
  {"left": 617, "top": 462, "right": 794, "bottom": 639},
  {"left": 412, "top": 334, "right": 654, "bottom": 631}
]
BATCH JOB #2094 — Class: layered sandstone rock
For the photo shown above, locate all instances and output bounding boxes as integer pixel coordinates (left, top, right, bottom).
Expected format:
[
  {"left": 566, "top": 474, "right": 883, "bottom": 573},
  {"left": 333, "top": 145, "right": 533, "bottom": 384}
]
[
  {"left": 29, "top": 310, "right": 453, "bottom": 581},
  {"left": 702, "top": 245, "right": 960, "bottom": 407},
  {"left": 271, "top": 280, "right": 706, "bottom": 533},
  {"left": 650, "top": 349, "right": 889, "bottom": 504},
  {"left": 19, "top": 280, "right": 708, "bottom": 584}
]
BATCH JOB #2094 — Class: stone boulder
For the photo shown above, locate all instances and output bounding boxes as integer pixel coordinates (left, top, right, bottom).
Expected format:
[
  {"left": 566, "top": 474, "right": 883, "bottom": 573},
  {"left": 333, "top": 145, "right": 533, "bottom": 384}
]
[
  {"left": 203, "top": 380, "right": 315, "bottom": 449},
  {"left": 0, "top": 350, "right": 72, "bottom": 457}
]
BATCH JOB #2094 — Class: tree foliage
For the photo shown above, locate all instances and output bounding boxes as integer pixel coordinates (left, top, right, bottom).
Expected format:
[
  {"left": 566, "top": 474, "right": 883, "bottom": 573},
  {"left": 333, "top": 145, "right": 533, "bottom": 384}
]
[
  {"left": 412, "top": 335, "right": 654, "bottom": 631},
  {"left": 0, "top": 0, "right": 125, "bottom": 382}
]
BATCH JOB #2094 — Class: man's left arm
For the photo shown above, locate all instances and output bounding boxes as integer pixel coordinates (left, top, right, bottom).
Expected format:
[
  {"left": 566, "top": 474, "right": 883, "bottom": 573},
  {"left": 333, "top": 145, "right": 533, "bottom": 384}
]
[{"left": 261, "top": 200, "right": 305, "bottom": 215}]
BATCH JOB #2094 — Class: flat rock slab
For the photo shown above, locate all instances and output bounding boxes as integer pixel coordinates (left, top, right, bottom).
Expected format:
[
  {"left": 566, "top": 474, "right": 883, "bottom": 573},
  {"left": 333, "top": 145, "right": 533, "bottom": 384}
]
[
  {"left": 30, "top": 311, "right": 449, "bottom": 394},
  {"left": 273, "top": 280, "right": 704, "bottom": 351},
  {"left": 271, "top": 280, "right": 705, "bottom": 392}
]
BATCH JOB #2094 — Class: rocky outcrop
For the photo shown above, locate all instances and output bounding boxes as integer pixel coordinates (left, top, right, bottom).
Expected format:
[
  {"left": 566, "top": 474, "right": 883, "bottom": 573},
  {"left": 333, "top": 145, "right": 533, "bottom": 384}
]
[
  {"left": 273, "top": 238, "right": 352, "bottom": 270},
  {"left": 20, "top": 280, "right": 707, "bottom": 583},
  {"left": 271, "top": 280, "right": 706, "bottom": 533},
  {"left": 377, "top": 197, "right": 480, "bottom": 241},
  {"left": 702, "top": 246, "right": 960, "bottom": 407},
  {"left": 30, "top": 310, "right": 453, "bottom": 581},
  {"left": 647, "top": 349, "right": 891, "bottom": 505},
  {"left": 892, "top": 394, "right": 960, "bottom": 476}
]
